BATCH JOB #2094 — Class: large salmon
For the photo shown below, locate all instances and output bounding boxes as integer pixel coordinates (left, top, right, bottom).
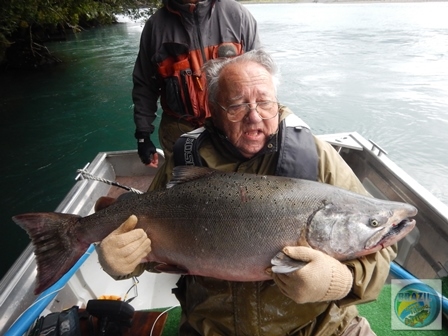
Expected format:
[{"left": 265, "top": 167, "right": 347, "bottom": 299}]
[{"left": 13, "top": 166, "right": 417, "bottom": 295}]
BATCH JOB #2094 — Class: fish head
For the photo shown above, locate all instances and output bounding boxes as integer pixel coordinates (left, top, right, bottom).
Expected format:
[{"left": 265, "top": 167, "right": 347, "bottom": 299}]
[{"left": 306, "top": 198, "right": 417, "bottom": 260}]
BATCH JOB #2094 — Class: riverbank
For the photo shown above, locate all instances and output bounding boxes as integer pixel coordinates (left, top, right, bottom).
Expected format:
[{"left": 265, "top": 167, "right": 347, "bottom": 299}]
[{"left": 239, "top": 0, "right": 447, "bottom": 3}]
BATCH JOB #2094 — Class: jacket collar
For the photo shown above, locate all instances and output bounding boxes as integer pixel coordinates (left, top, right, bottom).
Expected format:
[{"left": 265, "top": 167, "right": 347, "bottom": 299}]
[{"left": 164, "top": 0, "right": 215, "bottom": 20}]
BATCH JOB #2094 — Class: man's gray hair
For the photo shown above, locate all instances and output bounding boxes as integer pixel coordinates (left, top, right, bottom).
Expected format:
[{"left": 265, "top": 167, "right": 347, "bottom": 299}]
[{"left": 203, "top": 49, "right": 280, "bottom": 104}]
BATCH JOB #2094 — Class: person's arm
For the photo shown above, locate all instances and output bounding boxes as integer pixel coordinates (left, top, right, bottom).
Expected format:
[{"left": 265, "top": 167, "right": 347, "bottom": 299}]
[
  {"left": 340, "top": 245, "right": 396, "bottom": 306},
  {"left": 315, "top": 136, "right": 397, "bottom": 305},
  {"left": 132, "top": 20, "right": 160, "bottom": 165},
  {"left": 315, "top": 136, "right": 369, "bottom": 196},
  {"left": 239, "top": 4, "right": 262, "bottom": 51}
]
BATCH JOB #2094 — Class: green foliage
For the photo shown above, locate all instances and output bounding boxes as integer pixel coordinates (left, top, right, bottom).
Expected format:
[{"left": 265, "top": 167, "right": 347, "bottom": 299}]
[
  {"left": 1, "top": 0, "right": 160, "bottom": 35},
  {"left": 0, "top": 0, "right": 161, "bottom": 68},
  {"left": 113, "top": 0, "right": 161, "bottom": 21}
]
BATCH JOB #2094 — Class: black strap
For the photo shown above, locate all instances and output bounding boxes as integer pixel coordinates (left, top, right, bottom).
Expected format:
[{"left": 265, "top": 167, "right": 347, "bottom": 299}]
[
  {"left": 275, "top": 116, "right": 318, "bottom": 181},
  {"left": 173, "top": 127, "right": 209, "bottom": 166}
]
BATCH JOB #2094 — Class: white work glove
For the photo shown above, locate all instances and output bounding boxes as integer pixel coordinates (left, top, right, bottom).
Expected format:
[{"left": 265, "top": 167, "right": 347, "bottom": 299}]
[
  {"left": 97, "top": 215, "right": 151, "bottom": 277},
  {"left": 270, "top": 246, "right": 353, "bottom": 304}
]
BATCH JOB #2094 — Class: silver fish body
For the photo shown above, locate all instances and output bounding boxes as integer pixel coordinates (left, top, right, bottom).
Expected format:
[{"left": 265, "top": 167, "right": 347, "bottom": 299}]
[{"left": 13, "top": 166, "right": 417, "bottom": 294}]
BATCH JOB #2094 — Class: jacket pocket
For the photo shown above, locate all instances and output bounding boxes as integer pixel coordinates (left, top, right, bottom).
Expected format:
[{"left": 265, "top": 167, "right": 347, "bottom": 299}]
[
  {"left": 159, "top": 56, "right": 196, "bottom": 117},
  {"left": 164, "top": 76, "right": 185, "bottom": 116}
]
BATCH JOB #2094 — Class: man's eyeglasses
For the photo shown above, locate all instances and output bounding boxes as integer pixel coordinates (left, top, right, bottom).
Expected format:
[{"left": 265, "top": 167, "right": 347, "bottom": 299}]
[{"left": 217, "top": 101, "right": 280, "bottom": 122}]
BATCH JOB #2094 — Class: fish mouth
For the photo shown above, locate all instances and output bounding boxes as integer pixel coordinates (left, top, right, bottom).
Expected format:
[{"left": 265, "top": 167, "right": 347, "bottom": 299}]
[{"left": 365, "top": 218, "right": 416, "bottom": 252}]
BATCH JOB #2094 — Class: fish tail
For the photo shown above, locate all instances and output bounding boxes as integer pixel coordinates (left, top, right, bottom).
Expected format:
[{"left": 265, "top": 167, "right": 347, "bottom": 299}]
[{"left": 13, "top": 212, "right": 89, "bottom": 295}]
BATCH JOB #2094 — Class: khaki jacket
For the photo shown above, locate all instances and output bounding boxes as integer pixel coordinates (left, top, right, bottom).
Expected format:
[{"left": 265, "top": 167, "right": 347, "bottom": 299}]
[{"left": 138, "top": 107, "right": 396, "bottom": 335}]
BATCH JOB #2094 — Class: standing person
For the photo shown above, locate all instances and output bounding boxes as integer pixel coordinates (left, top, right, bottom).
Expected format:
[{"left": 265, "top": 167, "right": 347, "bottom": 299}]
[
  {"left": 132, "top": 0, "right": 261, "bottom": 167},
  {"left": 98, "top": 49, "right": 396, "bottom": 335}
]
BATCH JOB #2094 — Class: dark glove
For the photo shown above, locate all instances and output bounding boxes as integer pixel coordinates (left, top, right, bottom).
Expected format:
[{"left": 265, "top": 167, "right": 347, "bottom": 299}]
[{"left": 136, "top": 132, "right": 156, "bottom": 165}]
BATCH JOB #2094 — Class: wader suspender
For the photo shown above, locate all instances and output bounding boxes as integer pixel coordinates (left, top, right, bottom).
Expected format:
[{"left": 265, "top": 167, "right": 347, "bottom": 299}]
[
  {"left": 173, "top": 127, "right": 208, "bottom": 166},
  {"left": 173, "top": 114, "right": 318, "bottom": 181},
  {"left": 275, "top": 114, "right": 318, "bottom": 181}
]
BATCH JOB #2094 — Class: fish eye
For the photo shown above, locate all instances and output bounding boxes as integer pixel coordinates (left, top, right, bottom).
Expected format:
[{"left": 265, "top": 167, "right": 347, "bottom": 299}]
[{"left": 370, "top": 219, "right": 379, "bottom": 227}]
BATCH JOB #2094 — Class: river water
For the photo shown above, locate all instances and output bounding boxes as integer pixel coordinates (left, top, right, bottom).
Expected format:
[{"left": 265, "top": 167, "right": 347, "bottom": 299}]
[{"left": 1, "top": 2, "right": 447, "bottom": 279}]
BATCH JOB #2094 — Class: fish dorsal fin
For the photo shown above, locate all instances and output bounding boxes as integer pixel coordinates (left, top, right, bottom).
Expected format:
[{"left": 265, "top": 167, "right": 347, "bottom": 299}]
[{"left": 167, "top": 166, "right": 217, "bottom": 189}]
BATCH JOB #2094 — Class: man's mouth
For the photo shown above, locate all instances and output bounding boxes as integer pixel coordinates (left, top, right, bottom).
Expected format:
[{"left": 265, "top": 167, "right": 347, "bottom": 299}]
[{"left": 244, "top": 129, "right": 261, "bottom": 139}]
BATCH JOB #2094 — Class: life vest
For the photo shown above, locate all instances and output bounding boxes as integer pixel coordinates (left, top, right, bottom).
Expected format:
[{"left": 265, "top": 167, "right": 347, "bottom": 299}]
[
  {"left": 173, "top": 114, "right": 319, "bottom": 181},
  {"left": 157, "top": 42, "right": 244, "bottom": 127}
]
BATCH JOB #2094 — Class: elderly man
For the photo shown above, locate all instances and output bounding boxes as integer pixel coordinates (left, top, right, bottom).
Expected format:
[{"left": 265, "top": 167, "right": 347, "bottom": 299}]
[{"left": 98, "top": 49, "right": 396, "bottom": 335}]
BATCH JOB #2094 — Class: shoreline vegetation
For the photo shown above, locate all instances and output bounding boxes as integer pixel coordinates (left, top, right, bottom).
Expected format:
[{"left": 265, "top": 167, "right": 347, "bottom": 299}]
[
  {"left": 0, "top": 0, "right": 157, "bottom": 72},
  {"left": 239, "top": 0, "right": 447, "bottom": 3},
  {"left": 1, "top": 0, "right": 446, "bottom": 72}
]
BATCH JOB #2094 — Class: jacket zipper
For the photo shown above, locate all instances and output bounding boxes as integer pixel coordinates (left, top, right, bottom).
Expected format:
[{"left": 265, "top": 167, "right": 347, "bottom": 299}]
[{"left": 180, "top": 69, "right": 194, "bottom": 116}]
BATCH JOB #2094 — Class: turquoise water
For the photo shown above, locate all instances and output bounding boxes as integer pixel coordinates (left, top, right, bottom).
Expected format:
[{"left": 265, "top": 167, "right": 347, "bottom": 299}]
[
  {"left": 0, "top": 23, "right": 162, "bottom": 278},
  {"left": 1, "top": 2, "right": 448, "bottom": 279}
]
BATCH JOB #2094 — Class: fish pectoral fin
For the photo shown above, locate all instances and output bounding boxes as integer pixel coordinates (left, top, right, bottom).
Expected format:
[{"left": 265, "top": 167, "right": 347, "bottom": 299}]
[
  {"left": 153, "top": 263, "right": 189, "bottom": 275},
  {"left": 271, "top": 251, "right": 307, "bottom": 274}
]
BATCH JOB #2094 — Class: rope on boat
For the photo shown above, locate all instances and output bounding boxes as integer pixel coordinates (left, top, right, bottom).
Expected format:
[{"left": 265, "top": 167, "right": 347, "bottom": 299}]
[{"left": 76, "top": 169, "right": 144, "bottom": 194}]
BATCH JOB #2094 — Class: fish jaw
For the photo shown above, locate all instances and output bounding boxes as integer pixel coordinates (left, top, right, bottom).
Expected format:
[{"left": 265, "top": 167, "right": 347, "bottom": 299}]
[
  {"left": 363, "top": 218, "right": 416, "bottom": 255},
  {"left": 358, "top": 202, "right": 418, "bottom": 256}
]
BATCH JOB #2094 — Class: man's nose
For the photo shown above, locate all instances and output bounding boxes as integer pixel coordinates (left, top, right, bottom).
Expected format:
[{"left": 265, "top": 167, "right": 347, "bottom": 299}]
[{"left": 244, "top": 106, "right": 262, "bottom": 122}]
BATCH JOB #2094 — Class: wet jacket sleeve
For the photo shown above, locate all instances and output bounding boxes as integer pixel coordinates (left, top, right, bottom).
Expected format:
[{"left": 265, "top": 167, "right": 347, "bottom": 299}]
[
  {"left": 132, "top": 20, "right": 159, "bottom": 137},
  {"left": 314, "top": 136, "right": 398, "bottom": 306}
]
